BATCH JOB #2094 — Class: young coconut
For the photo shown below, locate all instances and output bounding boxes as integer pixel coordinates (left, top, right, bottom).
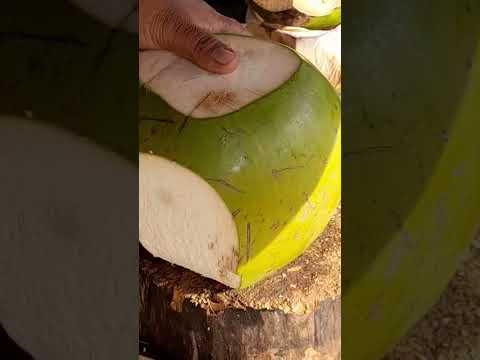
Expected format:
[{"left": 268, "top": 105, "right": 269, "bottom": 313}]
[
  {"left": 270, "top": 26, "right": 341, "bottom": 91},
  {"left": 250, "top": 0, "right": 341, "bottom": 30},
  {"left": 343, "top": 2, "right": 480, "bottom": 359},
  {"left": 245, "top": 5, "right": 341, "bottom": 90},
  {"left": 139, "top": 34, "right": 341, "bottom": 288}
]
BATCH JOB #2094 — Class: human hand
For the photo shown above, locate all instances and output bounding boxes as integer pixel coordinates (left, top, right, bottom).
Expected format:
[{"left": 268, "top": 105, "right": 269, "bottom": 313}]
[{"left": 140, "top": 0, "right": 248, "bottom": 74}]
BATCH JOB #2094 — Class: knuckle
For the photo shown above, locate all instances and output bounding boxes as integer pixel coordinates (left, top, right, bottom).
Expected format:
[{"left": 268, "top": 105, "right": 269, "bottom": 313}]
[
  {"left": 191, "top": 32, "right": 218, "bottom": 55},
  {"left": 147, "top": 9, "right": 171, "bottom": 48},
  {"left": 148, "top": 8, "right": 184, "bottom": 49},
  {"left": 221, "top": 16, "right": 243, "bottom": 32},
  {"left": 224, "top": 17, "right": 238, "bottom": 27}
]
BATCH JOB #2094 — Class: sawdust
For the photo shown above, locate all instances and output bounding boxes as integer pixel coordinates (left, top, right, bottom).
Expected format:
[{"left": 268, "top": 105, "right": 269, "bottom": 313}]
[
  {"left": 385, "top": 232, "right": 480, "bottom": 359},
  {"left": 140, "top": 209, "right": 341, "bottom": 315}
]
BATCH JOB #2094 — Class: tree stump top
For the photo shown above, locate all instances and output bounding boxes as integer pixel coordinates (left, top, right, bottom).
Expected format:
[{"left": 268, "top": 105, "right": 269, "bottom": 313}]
[{"left": 140, "top": 209, "right": 340, "bottom": 315}]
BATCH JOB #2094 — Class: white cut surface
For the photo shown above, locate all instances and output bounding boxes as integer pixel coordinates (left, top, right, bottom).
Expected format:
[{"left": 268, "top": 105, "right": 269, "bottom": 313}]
[
  {"left": 139, "top": 154, "right": 240, "bottom": 288},
  {"left": 69, "top": 0, "right": 138, "bottom": 33},
  {"left": 0, "top": 116, "right": 137, "bottom": 360},
  {"left": 253, "top": 0, "right": 340, "bottom": 16},
  {"left": 273, "top": 26, "right": 341, "bottom": 88},
  {"left": 138, "top": 34, "right": 300, "bottom": 119}
]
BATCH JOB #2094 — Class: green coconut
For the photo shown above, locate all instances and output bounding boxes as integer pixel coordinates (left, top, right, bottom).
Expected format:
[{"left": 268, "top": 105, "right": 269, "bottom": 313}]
[
  {"left": 343, "top": 1, "right": 480, "bottom": 359},
  {"left": 139, "top": 34, "right": 341, "bottom": 288},
  {"left": 250, "top": 0, "right": 341, "bottom": 30},
  {"left": 303, "top": 7, "right": 341, "bottom": 30}
]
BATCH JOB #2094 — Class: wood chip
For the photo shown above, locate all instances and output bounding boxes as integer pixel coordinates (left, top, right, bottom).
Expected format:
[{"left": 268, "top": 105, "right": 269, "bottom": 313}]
[{"left": 140, "top": 209, "right": 340, "bottom": 314}]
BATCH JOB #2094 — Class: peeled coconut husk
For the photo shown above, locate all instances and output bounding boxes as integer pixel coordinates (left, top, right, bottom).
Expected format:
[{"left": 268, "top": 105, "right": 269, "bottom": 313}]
[
  {"left": 139, "top": 34, "right": 341, "bottom": 289},
  {"left": 249, "top": 0, "right": 340, "bottom": 30},
  {"left": 246, "top": 6, "right": 341, "bottom": 91},
  {"left": 251, "top": 0, "right": 341, "bottom": 29},
  {"left": 271, "top": 26, "right": 341, "bottom": 91}
]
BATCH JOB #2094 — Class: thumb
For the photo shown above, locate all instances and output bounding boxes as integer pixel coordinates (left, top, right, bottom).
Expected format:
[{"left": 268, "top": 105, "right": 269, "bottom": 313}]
[
  {"left": 167, "top": 22, "right": 239, "bottom": 74},
  {"left": 216, "top": 15, "right": 251, "bottom": 35}
]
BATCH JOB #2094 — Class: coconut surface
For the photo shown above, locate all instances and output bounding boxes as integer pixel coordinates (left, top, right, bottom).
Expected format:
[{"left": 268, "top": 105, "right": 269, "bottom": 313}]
[
  {"left": 343, "top": 2, "right": 480, "bottom": 359},
  {"left": 140, "top": 154, "right": 240, "bottom": 288},
  {"left": 139, "top": 34, "right": 341, "bottom": 288},
  {"left": 253, "top": 0, "right": 340, "bottom": 16},
  {"left": 139, "top": 35, "right": 300, "bottom": 119},
  {"left": 303, "top": 7, "right": 341, "bottom": 30}
]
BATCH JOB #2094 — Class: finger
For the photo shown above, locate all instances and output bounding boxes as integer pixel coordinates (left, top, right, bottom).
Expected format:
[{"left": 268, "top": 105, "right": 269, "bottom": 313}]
[
  {"left": 216, "top": 15, "right": 251, "bottom": 35},
  {"left": 169, "top": 22, "right": 239, "bottom": 74}
]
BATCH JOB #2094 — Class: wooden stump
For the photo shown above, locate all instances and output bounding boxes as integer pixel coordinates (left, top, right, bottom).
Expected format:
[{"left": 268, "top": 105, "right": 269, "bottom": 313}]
[{"left": 140, "top": 211, "right": 341, "bottom": 360}]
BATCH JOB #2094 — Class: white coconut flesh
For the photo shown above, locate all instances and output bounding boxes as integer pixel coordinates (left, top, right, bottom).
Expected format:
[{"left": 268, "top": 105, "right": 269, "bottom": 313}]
[
  {"left": 1, "top": 116, "right": 137, "bottom": 359},
  {"left": 253, "top": 0, "right": 341, "bottom": 16},
  {"left": 138, "top": 34, "right": 301, "bottom": 119},
  {"left": 274, "top": 25, "right": 341, "bottom": 88},
  {"left": 139, "top": 154, "right": 240, "bottom": 288},
  {"left": 69, "top": 0, "right": 138, "bottom": 33}
]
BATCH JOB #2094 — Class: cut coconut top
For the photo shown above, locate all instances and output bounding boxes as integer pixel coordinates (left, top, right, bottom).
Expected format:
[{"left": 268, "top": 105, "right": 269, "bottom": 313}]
[
  {"left": 139, "top": 154, "right": 240, "bottom": 288},
  {"left": 253, "top": 0, "right": 341, "bottom": 16},
  {"left": 139, "top": 34, "right": 300, "bottom": 119}
]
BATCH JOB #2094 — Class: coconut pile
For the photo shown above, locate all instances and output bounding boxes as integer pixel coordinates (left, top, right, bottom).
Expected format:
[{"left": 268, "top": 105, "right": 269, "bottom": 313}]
[
  {"left": 245, "top": 0, "right": 341, "bottom": 91},
  {"left": 249, "top": 0, "right": 341, "bottom": 29}
]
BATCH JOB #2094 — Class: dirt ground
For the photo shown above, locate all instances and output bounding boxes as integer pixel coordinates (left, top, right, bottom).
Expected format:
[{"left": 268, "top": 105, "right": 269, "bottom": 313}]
[{"left": 385, "top": 233, "right": 480, "bottom": 360}]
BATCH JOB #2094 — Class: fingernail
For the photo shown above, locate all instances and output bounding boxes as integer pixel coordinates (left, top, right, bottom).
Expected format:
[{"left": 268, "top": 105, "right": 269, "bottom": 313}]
[{"left": 212, "top": 46, "right": 236, "bottom": 65}]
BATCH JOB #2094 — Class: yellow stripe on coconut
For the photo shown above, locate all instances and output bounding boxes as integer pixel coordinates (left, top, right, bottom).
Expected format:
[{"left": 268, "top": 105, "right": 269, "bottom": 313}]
[{"left": 343, "top": 1, "right": 480, "bottom": 358}]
